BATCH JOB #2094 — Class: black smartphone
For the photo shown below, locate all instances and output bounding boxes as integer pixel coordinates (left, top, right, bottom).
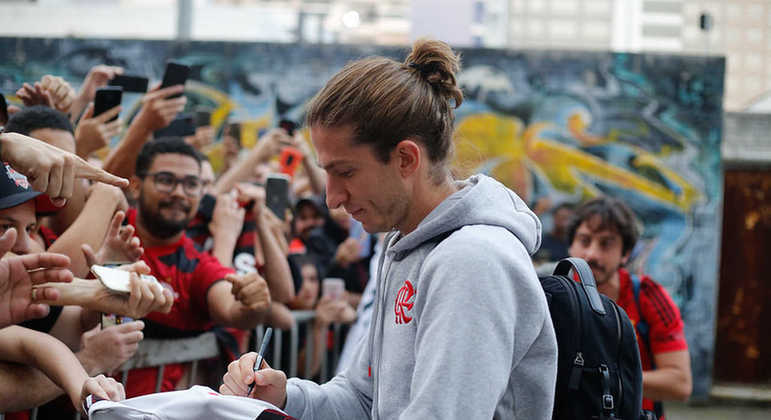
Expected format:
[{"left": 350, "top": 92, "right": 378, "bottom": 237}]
[
  {"left": 278, "top": 119, "right": 297, "bottom": 136},
  {"left": 154, "top": 114, "right": 195, "bottom": 138},
  {"left": 94, "top": 86, "right": 123, "bottom": 122},
  {"left": 265, "top": 173, "right": 291, "bottom": 221},
  {"left": 160, "top": 61, "right": 191, "bottom": 98},
  {"left": 194, "top": 109, "right": 212, "bottom": 127},
  {"left": 198, "top": 193, "right": 216, "bottom": 222},
  {"left": 108, "top": 74, "right": 149, "bottom": 93}
]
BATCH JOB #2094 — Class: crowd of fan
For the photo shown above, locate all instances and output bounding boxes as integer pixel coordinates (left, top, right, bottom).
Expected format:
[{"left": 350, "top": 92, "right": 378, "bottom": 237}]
[{"left": 0, "top": 65, "right": 376, "bottom": 418}]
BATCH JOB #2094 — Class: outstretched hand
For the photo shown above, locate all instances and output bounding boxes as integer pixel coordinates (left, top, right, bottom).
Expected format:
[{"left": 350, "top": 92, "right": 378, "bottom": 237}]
[
  {"left": 75, "top": 103, "right": 123, "bottom": 158},
  {"left": 209, "top": 191, "right": 246, "bottom": 239},
  {"left": 83, "top": 211, "right": 144, "bottom": 265},
  {"left": 80, "top": 321, "right": 145, "bottom": 375},
  {"left": 133, "top": 85, "right": 187, "bottom": 132},
  {"left": 0, "top": 228, "right": 73, "bottom": 328},
  {"left": 78, "top": 65, "right": 124, "bottom": 102},
  {"left": 257, "top": 128, "right": 294, "bottom": 159},
  {"left": 16, "top": 75, "right": 76, "bottom": 114},
  {"left": 33, "top": 260, "right": 174, "bottom": 319}
]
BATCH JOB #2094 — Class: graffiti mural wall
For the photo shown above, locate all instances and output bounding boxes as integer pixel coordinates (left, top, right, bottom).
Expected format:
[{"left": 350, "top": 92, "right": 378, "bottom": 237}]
[{"left": 0, "top": 37, "right": 724, "bottom": 396}]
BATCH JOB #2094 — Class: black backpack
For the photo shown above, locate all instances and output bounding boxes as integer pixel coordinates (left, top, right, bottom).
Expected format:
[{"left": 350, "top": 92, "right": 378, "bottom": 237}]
[{"left": 540, "top": 258, "right": 646, "bottom": 420}]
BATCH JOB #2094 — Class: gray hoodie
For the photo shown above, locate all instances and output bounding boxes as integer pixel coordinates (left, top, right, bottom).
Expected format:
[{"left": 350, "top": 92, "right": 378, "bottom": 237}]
[{"left": 284, "top": 174, "right": 558, "bottom": 419}]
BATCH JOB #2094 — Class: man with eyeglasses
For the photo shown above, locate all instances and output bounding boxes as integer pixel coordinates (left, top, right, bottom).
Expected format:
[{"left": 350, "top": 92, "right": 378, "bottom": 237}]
[{"left": 120, "top": 137, "right": 272, "bottom": 398}]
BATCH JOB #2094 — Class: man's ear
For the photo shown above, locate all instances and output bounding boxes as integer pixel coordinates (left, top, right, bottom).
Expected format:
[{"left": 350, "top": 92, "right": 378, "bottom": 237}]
[
  {"left": 621, "top": 250, "right": 631, "bottom": 266},
  {"left": 393, "top": 139, "right": 421, "bottom": 178}
]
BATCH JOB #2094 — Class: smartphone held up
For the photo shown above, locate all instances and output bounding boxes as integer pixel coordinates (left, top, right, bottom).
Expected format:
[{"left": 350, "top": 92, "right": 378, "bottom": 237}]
[
  {"left": 108, "top": 74, "right": 149, "bottom": 93},
  {"left": 94, "top": 86, "right": 123, "bottom": 122},
  {"left": 279, "top": 147, "right": 303, "bottom": 178},
  {"left": 265, "top": 173, "right": 291, "bottom": 221},
  {"left": 322, "top": 278, "right": 345, "bottom": 301},
  {"left": 160, "top": 61, "right": 191, "bottom": 97}
]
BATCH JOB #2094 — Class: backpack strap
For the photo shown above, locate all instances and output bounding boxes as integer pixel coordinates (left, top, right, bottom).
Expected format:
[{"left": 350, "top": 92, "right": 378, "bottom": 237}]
[
  {"left": 630, "top": 273, "right": 651, "bottom": 357},
  {"left": 598, "top": 364, "right": 617, "bottom": 420},
  {"left": 554, "top": 257, "right": 606, "bottom": 315}
]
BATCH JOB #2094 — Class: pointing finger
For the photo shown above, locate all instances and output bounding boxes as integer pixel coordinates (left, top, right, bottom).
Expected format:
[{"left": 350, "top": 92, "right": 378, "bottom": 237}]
[{"left": 73, "top": 158, "right": 129, "bottom": 188}]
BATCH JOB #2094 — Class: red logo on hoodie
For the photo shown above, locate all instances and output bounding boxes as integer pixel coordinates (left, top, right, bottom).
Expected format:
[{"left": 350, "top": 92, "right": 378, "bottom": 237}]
[{"left": 394, "top": 280, "right": 415, "bottom": 324}]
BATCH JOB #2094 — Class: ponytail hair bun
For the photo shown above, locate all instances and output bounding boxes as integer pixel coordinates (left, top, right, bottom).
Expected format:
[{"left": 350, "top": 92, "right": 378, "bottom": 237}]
[{"left": 405, "top": 38, "right": 463, "bottom": 109}]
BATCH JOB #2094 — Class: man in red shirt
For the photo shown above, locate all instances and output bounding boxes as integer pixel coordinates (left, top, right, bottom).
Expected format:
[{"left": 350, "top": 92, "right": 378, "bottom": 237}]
[
  {"left": 122, "top": 137, "right": 272, "bottom": 397},
  {"left": 567, "top": 196, "right": 691, "bottom": 419}
]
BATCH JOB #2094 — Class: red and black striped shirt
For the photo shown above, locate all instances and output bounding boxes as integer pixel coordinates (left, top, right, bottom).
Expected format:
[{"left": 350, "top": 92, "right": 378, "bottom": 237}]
[
  {"left": 616, "top": 268, "right": 687, "bottom": 416},
  {"left": 119, "top": 208, "right": 235, "bottom": 398}
]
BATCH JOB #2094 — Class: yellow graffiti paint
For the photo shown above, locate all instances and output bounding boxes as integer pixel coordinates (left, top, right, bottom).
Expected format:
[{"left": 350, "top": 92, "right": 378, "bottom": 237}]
[
  {"left": 186, "top": 82, "right": 237, "bottom": 131},
  {"left": 453, "top": 113, "right": 702, "bottom": 212}
]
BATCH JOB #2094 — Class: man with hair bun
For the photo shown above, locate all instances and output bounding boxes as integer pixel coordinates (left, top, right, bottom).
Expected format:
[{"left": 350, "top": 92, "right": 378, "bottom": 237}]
[{"left": 221, "top": 39, "right": 558, "bottom": 419}]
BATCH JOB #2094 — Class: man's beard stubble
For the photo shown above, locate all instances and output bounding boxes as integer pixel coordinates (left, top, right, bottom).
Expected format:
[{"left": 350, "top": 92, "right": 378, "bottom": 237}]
[
  {"left": 587, "top": 260, "right": 616, "bottom": 285},
  {"left": 138, "top": 193, "right": 193, "bottom": 239}
]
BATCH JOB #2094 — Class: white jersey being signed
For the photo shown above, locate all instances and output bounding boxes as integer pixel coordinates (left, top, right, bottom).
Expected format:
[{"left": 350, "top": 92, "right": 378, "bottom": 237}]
[{"left": 86, "top": 386, "right": 295, "bottom": 420}]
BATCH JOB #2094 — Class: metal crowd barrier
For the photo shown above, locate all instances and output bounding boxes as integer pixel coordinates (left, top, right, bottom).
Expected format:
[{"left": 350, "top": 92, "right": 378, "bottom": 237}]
[
  {"left": 261, "top": 310, "right": 343, "bottom": 383},
  {"left": 2, "top": 310, "right": 344, "bottom": 420}
]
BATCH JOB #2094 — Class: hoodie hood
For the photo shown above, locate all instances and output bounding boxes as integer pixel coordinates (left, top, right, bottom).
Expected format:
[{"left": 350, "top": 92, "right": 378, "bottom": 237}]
[{"left": 389, "top": 174, "right": 541, "bottom": 257}]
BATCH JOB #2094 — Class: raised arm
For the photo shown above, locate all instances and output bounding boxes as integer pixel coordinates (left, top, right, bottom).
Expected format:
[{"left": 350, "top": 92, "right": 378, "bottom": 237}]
[
  {"left": 0, "top": 361, "right": 69, "bottom": 412},
  {"left": 47, "top": 183, "right": 128, "bottom": 277},
  {"left": 207, "top": 271, "right": 271, "bottom": 330},
  {"left": 102, "top": 85, "right": 186, "bottom": 179},
  {"left": 0, "top": 325, "right": 124, "bottom": 413},
  {"left": 289, "top": 131, "right": 325, "bottom": 196},
  {"left": 16, "top": 75, "right": 76, "bottom": 116},
  {"left": 32, "top": 261, "right": 174, "bottom": 319},
  {"left": 68, "top": 65, "right": 124, "bottom": 123},
  {"left": 236, "top": 183, "right": 294, "bottom": 302},
  {"left": 207, "top": 191, "right": 246, "bottom": 268},
  {"left": 255, "top": 209, "right": 294, "bottom": 302},
  {"left": 74, "top": 103, "right": 123, "bottom": 159},
  {"left": 214, "top": 128, "right": 290, "bottom": 195}
]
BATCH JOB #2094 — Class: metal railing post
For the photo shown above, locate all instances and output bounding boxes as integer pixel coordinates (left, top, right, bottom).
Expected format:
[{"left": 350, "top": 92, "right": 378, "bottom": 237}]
[
  {"left": 273, "top": 329, "right": 282, "bottom": 370},
  {"left": 154, "top": 364, "right": 165, "bottom": 393},
  {"left": 289, "top": 323, "right": 298, "bottom": 377}
]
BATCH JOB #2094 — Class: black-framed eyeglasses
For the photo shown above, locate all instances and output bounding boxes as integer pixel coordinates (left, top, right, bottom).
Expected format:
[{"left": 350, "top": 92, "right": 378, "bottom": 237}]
[{"left": 141, "top": 171, "right": 203, "bottom": 197}]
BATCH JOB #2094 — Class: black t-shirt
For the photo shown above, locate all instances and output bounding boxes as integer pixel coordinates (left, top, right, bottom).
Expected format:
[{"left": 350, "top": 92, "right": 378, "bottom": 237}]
[{"left": 19, "top": 305, "right": 63, "bottom": 333}]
